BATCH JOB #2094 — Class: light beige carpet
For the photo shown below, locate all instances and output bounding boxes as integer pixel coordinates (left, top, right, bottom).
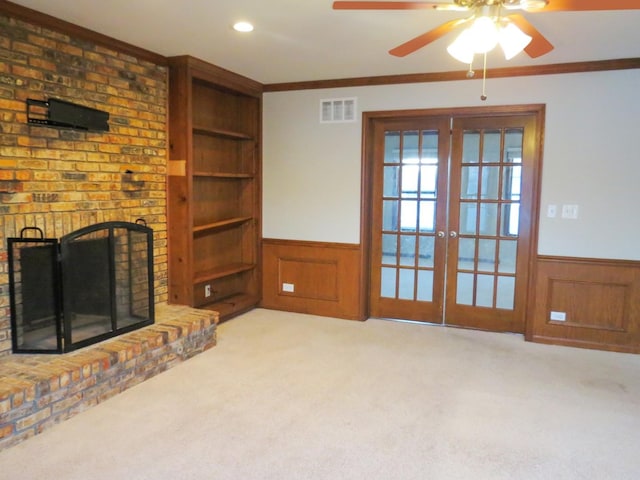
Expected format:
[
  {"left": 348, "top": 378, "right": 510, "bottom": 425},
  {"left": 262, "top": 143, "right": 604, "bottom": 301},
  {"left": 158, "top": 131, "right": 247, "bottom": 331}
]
[{"left": 1, "top": 308, "right": 639, "bottom": 479}]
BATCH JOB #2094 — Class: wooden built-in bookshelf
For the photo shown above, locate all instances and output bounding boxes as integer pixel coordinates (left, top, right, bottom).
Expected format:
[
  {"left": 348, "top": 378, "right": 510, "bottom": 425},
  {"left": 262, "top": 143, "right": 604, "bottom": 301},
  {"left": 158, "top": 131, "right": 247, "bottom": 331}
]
[{"left": 168, "top": 55, "right": 262, "bottom": 320}]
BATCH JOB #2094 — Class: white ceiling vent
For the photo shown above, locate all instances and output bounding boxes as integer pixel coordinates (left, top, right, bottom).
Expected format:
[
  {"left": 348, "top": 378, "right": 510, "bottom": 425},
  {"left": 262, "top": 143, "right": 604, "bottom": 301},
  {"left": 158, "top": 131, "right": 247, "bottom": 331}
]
[{"left": 320, "top": 97, "right": 357, "bottom": 123}]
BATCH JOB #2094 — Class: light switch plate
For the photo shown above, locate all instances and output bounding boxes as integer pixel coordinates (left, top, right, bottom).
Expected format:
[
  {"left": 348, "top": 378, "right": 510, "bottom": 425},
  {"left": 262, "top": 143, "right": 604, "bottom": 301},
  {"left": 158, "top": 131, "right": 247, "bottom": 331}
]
[{"left": 561, "top": 204, "right": 579, "bottom": 219}]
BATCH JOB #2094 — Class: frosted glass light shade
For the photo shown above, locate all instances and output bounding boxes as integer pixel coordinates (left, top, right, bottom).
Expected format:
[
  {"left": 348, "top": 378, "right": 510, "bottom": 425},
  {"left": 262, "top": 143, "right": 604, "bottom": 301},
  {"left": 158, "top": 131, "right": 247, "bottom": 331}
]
[
  {"left": 469, "top": 16, "right": 499, "bottom": 54},
  {"left": 447, "top": 28, "right": 475, "bottom": 64},
  {"left": 498, "top": 23, "right": 532, "bottom": 59}
]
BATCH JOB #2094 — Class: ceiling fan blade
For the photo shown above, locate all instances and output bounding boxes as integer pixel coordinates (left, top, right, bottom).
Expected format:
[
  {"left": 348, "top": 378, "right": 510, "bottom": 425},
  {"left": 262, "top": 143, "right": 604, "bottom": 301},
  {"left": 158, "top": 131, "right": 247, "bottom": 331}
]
[
  {"left": 333, "top": 1, "right": 452, "bottom": 10},
  {"left": 389, "top": 18, "right": 470, "bottom": 57},
  {"left": 543, "top": 0, "right": 640, "bottom": 12},
  {"left": 507, "top": 14, "right": 554, "bottom": 58}
]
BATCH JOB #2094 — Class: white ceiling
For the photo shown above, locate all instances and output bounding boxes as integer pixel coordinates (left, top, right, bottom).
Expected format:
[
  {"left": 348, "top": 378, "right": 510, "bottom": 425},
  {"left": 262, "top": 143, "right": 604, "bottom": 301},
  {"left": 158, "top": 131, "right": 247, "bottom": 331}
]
[{"left": 9, "top": 0, "right": 640, "bottom": 85}]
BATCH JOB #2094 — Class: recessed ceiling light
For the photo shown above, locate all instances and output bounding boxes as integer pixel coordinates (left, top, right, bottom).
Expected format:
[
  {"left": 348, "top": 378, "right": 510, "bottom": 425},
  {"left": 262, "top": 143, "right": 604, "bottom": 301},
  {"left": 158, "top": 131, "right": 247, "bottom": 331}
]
[{"left": 233, "top": 21, "right": 254, "bottom": 33}]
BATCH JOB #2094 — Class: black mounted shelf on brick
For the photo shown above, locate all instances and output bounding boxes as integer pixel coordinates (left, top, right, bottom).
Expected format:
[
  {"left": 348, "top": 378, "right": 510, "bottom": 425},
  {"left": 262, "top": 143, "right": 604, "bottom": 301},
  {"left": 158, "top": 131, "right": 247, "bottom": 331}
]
[{"left": 26, "top": 98, "right": 110, "bottom": 132}]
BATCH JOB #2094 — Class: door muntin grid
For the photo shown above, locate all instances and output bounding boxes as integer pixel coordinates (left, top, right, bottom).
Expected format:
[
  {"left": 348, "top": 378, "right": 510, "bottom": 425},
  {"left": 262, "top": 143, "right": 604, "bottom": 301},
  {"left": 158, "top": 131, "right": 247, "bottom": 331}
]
[
  {"left": 455, "top": 128, "right": 523, "bottom": 310},
  {"left": 381, "top": 129, "right": 439, "bottom": 302}
]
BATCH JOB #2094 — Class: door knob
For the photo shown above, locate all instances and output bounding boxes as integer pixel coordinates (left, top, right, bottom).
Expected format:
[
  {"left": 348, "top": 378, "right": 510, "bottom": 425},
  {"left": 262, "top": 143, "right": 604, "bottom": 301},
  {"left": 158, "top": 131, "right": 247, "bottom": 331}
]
[
  {"left": 449, "top": 231, "right": 458, "bottom": 238},
  {"left": 437, "top": 231, "right": 446, "bottom": 238}
]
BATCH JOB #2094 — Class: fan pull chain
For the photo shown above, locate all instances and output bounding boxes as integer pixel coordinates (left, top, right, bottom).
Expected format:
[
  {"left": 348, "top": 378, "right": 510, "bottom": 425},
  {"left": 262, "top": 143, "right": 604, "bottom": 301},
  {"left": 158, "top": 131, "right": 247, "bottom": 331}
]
[
  {"left": 466, "top": 62, "right": 475, "bottom": 78},
  {"left": 481, "top": 52, "right": 488, "bottom": 101}
]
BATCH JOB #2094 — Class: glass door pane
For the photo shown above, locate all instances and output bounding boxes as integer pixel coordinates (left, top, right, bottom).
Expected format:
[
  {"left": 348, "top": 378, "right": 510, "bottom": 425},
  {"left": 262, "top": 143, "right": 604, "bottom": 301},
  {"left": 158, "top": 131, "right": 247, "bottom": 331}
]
[
  {"left": 445, "top": 112, "right": 539, "bottom": 334},
  {"left": 380, "top": 130, "right": 440, "bottom": 302},
  {"left": 371, "top": 117, "right": 450, "bottom": 324},
  {"left": 452, "top": 127, "right": 522, "bottom": 310}
]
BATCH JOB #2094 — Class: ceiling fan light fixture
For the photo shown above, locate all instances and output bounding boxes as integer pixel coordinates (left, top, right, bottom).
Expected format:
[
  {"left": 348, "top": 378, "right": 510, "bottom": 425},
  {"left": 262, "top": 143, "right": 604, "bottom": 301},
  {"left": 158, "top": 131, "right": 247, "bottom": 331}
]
[
  {"left": 447, "top": 15, "right": 533, "bottom": 64},
  {"left": 447, "top": 15, "right": 499, "bottom": 64},
  {"left": 498, "top": 22, "right": 532, "bottom": 59}
]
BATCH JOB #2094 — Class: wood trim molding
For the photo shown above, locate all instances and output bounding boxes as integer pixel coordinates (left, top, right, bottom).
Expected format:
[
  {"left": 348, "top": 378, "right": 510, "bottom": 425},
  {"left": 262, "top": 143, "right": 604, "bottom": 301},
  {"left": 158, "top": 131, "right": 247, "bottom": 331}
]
[
  {"left": 168, "top": 55, "right": 263, "bottom": 97},
  {"left": 0, "top": 0, "right": 167, "bottom": 66},
  {"left": 263, "top": 238, "right": 359, "bottom": 251},
  {"left": 362, "top": 103, "right": 547, "bottom": 121},
  {"left": 264, "top": 58, "right": 640, "bottom": 92},
  {"left": 536, "top": 254, "right": 640, "bottom": 269}
]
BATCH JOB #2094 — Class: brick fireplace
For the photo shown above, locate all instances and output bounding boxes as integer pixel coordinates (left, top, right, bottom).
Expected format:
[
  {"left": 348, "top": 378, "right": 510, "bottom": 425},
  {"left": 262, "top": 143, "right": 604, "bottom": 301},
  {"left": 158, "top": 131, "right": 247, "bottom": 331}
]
[
  {"left": 0, "top": 11, "right": 169, "bottom": 357},
  {"left": 0, "top": 6, "right": 220, "bottom": 452}
]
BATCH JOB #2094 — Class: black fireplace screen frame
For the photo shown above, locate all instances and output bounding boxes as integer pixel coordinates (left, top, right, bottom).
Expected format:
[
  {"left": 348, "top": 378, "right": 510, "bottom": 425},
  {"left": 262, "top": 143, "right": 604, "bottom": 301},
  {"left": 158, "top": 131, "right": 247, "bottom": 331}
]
[{"left": 8, "top": 221, "right": 155, "bottom": 354}]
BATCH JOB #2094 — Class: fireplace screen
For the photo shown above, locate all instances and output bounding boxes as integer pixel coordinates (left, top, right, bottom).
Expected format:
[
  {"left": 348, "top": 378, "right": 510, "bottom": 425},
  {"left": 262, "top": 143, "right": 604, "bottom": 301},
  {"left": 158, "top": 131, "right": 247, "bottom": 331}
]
[{"left": 8, "top": 221, "right": 154, "bottom": 353}]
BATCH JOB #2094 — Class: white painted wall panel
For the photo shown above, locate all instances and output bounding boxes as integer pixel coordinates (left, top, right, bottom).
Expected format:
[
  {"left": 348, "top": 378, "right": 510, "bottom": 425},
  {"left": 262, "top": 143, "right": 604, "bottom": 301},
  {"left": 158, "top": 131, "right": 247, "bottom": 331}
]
[{"left": 263, "top": 69, "right": 640, "bottom": 259}]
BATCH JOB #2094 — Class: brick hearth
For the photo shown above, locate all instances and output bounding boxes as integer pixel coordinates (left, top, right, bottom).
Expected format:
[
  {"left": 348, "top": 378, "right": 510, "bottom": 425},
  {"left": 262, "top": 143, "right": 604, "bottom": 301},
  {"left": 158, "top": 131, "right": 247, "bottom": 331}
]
[{"left": 0, "top": 304, "right": 217, "bottom": 452}]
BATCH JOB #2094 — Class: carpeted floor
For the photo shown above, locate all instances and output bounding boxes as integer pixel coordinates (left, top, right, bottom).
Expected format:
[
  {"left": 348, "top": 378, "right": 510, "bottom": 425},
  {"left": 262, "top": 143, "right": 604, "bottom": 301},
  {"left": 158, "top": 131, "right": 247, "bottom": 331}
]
[{"left": 1, "top": 308, "right": 639, "bottom": 479}]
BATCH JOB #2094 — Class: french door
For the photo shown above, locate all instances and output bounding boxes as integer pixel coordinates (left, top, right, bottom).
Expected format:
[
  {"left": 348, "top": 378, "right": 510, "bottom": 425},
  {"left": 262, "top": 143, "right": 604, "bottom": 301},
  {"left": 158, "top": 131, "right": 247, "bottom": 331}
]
[{"left": 367, "top": 107, "right": 542, "bottom": 333}]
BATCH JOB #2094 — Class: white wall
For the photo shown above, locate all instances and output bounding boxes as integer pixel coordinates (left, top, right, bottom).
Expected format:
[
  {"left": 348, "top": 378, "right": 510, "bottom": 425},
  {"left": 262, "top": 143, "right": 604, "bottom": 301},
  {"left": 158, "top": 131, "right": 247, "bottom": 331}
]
[{"left": 263, "top": 69, "right": 640, "bottom": 260}]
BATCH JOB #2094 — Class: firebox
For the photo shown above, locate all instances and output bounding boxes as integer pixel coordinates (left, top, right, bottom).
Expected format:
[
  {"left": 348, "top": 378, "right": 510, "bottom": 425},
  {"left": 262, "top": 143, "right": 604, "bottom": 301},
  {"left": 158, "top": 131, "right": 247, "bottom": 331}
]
[{"left": 8, "top": 221, "right": 154, "bottom": 353}]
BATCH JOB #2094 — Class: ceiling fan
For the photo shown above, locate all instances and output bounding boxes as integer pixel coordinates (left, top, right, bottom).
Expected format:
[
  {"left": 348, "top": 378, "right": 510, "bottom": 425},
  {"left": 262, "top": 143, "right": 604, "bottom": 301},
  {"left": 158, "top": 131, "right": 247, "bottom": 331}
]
[{"left": 332, "top": 1, "right": 640, "bottom": 60}]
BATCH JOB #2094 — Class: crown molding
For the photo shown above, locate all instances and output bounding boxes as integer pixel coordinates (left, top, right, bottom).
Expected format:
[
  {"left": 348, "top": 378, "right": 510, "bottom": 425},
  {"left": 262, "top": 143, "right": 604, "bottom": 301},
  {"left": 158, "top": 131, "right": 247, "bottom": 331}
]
[{"left": 263, "top": 58, "right": 640, "bottom": 92}]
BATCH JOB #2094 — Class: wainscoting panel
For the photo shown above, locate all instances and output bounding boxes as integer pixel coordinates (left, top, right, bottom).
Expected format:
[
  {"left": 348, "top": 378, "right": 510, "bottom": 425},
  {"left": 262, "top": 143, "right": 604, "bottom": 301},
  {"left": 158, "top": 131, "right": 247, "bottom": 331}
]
[
  {"left": 528, "top": 256, "right": 640, "bottom": 353},
  {"left": 261, "top": 239, "right": 364, "bottom": 320}
]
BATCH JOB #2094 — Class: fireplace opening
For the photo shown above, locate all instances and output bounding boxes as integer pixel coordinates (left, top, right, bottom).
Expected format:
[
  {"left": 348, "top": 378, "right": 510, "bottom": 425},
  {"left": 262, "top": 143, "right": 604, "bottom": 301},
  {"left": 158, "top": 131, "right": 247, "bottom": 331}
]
[{"left": 8, "top": 221, "right": 155, "bottom": 353}]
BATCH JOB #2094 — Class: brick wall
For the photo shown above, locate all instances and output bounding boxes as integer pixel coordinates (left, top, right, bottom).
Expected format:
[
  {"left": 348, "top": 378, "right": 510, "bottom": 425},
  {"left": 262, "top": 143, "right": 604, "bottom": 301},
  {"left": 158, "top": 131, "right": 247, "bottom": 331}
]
[{"left": 0, "top": 14, "right": 169, "bottom": 356}]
